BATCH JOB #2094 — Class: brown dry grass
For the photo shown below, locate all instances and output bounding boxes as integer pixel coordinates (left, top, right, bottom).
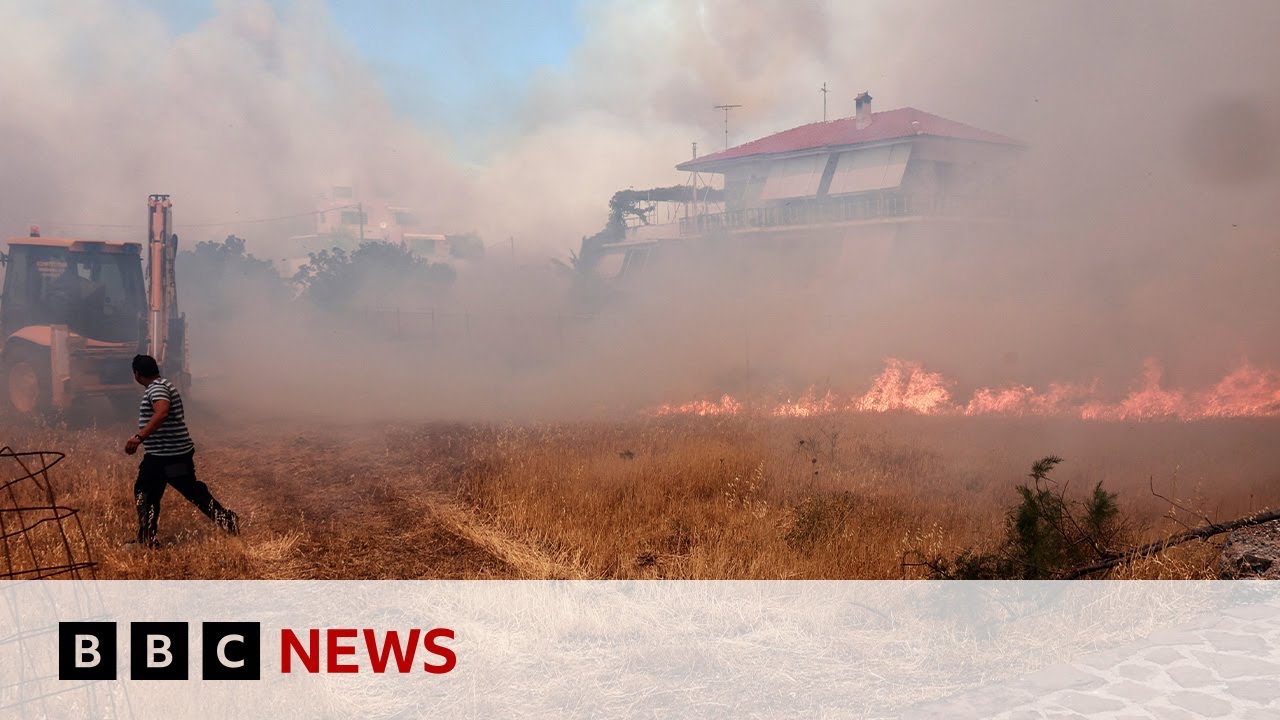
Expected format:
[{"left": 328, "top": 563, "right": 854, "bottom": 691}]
[
  {"left": 4, "top": 413, "right": 1278, "bottom": 579},
  {"left": 449, "top": 415, "right": 1280, "bottom": 579}
]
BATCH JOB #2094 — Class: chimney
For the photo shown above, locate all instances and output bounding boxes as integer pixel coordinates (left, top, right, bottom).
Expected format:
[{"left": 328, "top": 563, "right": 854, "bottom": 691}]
[{"left": 855, "top": 91, "right": 873, "bottom": 129}]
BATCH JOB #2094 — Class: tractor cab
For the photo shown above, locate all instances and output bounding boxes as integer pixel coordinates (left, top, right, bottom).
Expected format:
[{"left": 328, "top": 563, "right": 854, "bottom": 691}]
[
  {"left": 1, "top": 235, "right": 147, "bottom": 344},
  {"left": 1, "top": 197, "right": 187, "bottom": 417},
  {"left": 1, "top": 230, "right": 148, "bottom": 415}
]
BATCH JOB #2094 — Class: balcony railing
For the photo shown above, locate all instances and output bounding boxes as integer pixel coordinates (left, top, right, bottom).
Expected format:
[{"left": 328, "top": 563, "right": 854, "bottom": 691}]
[{"left": 676, "top": 192, "right": 1013, "bottom": 236}]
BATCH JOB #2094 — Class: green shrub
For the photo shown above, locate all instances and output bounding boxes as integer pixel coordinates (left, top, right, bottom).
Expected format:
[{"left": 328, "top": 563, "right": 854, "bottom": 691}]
[{"left": 923, "top": 456, "right": 1124, "bottom": 579}]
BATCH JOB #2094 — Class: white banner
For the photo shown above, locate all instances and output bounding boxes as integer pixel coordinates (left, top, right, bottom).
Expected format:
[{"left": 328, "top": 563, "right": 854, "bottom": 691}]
[{"left": 2, "top": 581, "right": 1277, "bottom": 718}]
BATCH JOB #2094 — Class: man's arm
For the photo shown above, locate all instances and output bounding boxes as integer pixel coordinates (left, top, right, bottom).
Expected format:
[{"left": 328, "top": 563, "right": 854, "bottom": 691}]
[{"left": 124, "top": 398, "right": 170, "bottom": 455}]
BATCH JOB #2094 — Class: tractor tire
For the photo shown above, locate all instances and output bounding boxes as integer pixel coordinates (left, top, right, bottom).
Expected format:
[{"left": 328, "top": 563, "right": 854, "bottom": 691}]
[{"left": 4, "top": 343, "right": 52, "bottom": 418}]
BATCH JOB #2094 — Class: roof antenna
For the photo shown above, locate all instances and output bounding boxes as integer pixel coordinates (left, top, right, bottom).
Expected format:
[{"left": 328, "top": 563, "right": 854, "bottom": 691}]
[
  {"left": 820, "top": 82, "right": 829, "bottom": 122},
  {"left": 714, "top": 103, "right": 742, "bottom": 151}
]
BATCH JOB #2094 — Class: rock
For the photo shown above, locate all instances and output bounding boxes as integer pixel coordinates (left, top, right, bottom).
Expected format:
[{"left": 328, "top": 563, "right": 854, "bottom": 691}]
[
  {"left": 1167, "top": 690, "right": 1233, "bottom": 717},
  {"left": 1220, "top": 520, "right": 1280, "bottom": 579}
]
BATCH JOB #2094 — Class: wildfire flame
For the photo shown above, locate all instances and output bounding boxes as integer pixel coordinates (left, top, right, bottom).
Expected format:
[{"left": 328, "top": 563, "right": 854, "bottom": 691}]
[{"left": 651, "top": 358, "right": 1280, "bottom": 421}]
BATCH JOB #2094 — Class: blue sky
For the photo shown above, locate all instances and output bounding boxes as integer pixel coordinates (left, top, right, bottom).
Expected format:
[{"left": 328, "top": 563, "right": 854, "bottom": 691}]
[{"left": 141, "top": 0, "right": 583, "bottom": 138}]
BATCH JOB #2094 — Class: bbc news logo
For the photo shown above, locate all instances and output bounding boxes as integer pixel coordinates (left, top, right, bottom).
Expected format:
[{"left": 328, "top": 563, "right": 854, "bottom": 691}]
[{"left": 58, "top": 622, "right": 456, "bottom": 680}]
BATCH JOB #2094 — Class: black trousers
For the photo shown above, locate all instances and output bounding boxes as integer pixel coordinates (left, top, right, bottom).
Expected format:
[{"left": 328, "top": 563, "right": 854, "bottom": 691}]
[{"left": 134, "top": 451, "right": 234, "bottom": 544}]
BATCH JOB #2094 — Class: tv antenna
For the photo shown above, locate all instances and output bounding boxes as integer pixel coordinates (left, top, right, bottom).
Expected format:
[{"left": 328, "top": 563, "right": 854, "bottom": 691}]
[
  {"left": 820, "top": 82, "right": 829, "bottom": 121},
  {"left": 714, "top": 103, "right": 742, "bottom": 151}
]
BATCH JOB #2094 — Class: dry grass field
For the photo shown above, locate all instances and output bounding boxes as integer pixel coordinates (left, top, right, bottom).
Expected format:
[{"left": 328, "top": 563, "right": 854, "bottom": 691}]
[{"left": 5, "top": 412, "right": 1279, "bottom": 580}]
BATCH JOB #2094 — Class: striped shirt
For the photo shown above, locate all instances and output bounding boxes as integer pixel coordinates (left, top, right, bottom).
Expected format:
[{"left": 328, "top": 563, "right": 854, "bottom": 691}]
[{"left": 138, "top": 378, "right": 195, "bottom": 456}]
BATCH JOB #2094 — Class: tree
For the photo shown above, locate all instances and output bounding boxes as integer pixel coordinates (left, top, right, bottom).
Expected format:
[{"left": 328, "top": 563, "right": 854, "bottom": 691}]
[
  {"left": 574, "top": 185, "right": 726, "bottom": 273},
  {"left": 178, "top": 235, "right": 288, "bottom": 321},
  {"left": 292, "top": 240, "right": 456, "bottom": 310},
  {"left": 910, "top": 457, "right": 1126, "bottom": 579}
]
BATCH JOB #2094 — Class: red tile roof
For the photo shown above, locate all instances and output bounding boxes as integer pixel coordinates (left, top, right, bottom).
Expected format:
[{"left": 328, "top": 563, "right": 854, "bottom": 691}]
[{"left": 678, "top": 107, "right": 1023, "bottom": 171}]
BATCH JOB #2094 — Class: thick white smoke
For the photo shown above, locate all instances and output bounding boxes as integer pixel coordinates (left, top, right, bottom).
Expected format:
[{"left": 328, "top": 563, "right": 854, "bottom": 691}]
[{"left": 2, "top": 0, "right": 1278, "bottom": 419}]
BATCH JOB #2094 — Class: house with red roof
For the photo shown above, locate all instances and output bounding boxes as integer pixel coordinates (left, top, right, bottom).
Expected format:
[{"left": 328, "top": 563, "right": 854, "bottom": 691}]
[{"left": 589, "top": 93, "right": 1023, "bottom": 280}]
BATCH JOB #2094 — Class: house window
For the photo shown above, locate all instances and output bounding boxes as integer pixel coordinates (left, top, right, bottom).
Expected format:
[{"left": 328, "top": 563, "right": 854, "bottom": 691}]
[
  {"left": 332, "top": 186, "right": 354, "bottom": 199},
  {"left": 393, "top": 211, "right": 419, "bottom": 227},
  {"left": 408, "top": 238, "right": 437, "bottom": 255},
  {"left": 340, "top": 211, "right": 367, "bottom": 226}
]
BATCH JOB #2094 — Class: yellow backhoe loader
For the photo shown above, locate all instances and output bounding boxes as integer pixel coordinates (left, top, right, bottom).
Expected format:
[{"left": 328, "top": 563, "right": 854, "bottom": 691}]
[{"left": 0, "top": 195, "right": 188, "bottom": 417}]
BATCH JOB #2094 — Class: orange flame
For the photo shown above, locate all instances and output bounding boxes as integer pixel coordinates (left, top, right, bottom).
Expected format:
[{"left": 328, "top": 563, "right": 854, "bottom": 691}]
[
  {"left": 772, "top": 389, "right": 844, "bottom": 418},
  {"left": 1195, "top": 364, "right": 1280, "bottom": 418},
  {"left": 854, "top": 359, "right": 953, "bottom": 414},
  {"left": 652, "top": 394, "right": 744, "bottom": 417},
  {"left": 963, "top": 382, "right": 1090, "bottom": 417},
  {"left": 649, "top": 358, "right": 1280, "bottom": 422}
]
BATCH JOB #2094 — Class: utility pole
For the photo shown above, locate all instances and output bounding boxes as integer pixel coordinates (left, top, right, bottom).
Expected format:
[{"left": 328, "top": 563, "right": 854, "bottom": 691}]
[
  {"left": 358, "top": 201, "right": 365, "bottom": 242},
  {"left": 714, "top": 103, "right": 742, "bottom": 151},
  {"left": 821, "top": 82, "right": 829, "bottom": 121},
  {"left": 690, "top": 142, "right": 698, "bottom": 218}
]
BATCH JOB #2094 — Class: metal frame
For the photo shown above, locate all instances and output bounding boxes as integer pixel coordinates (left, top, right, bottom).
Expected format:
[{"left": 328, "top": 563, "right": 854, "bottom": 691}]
[{"left": 0, "top": 448, "right": 96, "bottom": 581}]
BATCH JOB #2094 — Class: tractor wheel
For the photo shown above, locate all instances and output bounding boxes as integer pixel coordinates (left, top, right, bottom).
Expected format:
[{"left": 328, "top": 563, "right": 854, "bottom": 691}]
[{"left": 4, "top": 344, "right": 52, "bottom": 417}]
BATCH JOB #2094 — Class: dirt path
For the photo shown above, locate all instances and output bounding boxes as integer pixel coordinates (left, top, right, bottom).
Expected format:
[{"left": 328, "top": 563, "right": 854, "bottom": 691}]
[
  {"left": 185, "top": 424, "right": 581, "bottom": 579},
  {"left": 5, "top": 418, "right": 582, "bottom": 580}
]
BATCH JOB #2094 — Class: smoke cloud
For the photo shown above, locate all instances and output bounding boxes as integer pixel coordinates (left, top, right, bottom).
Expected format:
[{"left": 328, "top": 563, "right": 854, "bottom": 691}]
[{"left": 2, "top": 1, "right": 1278, "bottom": 420}]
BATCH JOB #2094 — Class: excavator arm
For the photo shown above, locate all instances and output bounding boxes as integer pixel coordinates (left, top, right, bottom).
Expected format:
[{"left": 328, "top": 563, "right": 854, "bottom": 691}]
[{"left": 146, "top": 194, "right": 189, "bottom": 391}]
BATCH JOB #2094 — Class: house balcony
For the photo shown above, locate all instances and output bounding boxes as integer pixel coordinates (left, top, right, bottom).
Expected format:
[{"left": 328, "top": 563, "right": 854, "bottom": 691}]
[{"left": 676, "top": 191, "right": 1016, "bottom": 238}]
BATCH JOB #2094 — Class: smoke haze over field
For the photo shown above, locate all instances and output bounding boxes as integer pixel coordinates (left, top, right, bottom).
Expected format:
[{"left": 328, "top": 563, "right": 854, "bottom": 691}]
[{"left": 3, "top": 1, "right": 1280, "bottom": 420}]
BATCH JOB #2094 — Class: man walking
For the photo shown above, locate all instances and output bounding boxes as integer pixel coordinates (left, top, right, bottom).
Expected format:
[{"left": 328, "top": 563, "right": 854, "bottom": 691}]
[{"left": 124, "top": 354, "right": 239, "bottom": 546}]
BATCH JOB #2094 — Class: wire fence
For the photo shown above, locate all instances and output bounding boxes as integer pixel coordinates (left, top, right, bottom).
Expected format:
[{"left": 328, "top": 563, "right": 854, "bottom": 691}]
[
  {"left": 0, "top": 449, "right": 123, "bottom": 718},
  {"left": 0, "top": 448, "right": 95, "bottom": 581},
  {"left": 348, "top": 305, "right": 875, "bottom": 396},
  {"left": 355, "top": 306, "right": 607, "bottom": 350}
]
